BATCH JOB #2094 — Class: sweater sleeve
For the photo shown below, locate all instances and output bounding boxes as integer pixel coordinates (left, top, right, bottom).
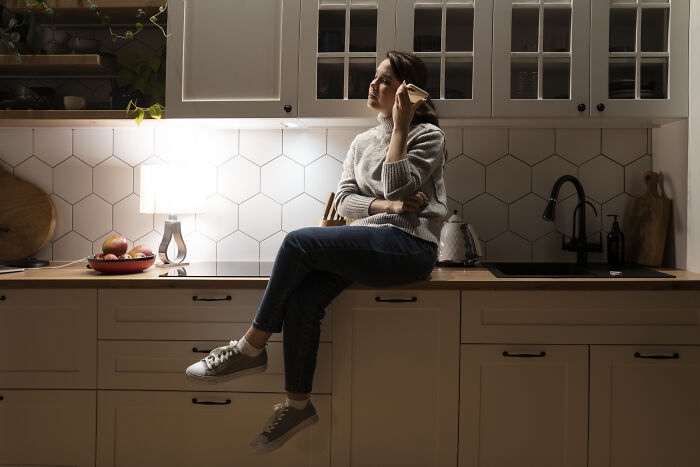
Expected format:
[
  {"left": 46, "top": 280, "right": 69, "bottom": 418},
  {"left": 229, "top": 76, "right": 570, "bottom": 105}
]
[
  {"left": 381, "top": 128, "right": 445, "bottom": 201},
  {"left": 335, "top": 139, "right": 375, "bottom": 219}
]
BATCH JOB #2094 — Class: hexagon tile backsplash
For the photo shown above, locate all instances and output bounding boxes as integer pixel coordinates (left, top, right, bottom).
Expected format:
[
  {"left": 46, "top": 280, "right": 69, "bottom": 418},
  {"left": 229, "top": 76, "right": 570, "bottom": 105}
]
[{"left": 0, "top": 126, "right": 652, "bottom": 263}]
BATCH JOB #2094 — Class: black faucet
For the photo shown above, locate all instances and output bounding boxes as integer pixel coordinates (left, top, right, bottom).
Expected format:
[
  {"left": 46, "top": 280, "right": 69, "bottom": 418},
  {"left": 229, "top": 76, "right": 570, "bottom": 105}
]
[{"left": 542, "top": 175, "right": 602, "bottom": 265}]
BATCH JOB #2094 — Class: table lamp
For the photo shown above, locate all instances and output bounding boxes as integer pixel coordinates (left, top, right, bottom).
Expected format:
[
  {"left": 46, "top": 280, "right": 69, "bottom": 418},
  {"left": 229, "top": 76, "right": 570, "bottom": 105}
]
[{"left": 140, "top": 164, "right": 208, "bottom": 264}]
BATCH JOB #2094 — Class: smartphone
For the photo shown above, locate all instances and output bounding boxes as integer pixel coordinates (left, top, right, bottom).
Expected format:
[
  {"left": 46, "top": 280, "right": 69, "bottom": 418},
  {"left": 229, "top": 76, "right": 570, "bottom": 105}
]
[{"left": 406, "top": 83, "right": 429, "bottom": 103}]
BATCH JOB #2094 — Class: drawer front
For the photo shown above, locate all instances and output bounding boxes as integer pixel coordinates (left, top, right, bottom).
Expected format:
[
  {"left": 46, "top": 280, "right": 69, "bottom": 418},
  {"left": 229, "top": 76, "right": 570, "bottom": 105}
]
[
  {"left": 98, "top": 340, "right": 332, "bottom": 394},
  {"left": 461, "top": 290, "right": 700, "bottom": 344},
  {"left": 0, "top": 289, "right": 97, "bottom": 388},
  {"left": 0, "top": 389, "right": 96, "bottom": 467},
  {"left": 99, "top": 289, "right": 333, "bottom": 342}
]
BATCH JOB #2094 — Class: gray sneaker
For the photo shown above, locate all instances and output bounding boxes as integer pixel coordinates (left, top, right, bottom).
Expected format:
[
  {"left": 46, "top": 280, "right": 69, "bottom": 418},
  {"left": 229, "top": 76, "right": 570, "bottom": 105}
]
[
  {"left": 250, "top": 401, "right": 319, "bottom": 453},
  {"left": 185, "top": 340, "right": 267, "bottom": 384}
]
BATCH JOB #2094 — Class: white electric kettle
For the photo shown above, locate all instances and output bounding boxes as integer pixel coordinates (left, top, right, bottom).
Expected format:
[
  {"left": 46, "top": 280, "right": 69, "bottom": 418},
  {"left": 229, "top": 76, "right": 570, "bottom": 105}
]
[{"left": 437, "top": 210, "right": 482, "bottom": 266}]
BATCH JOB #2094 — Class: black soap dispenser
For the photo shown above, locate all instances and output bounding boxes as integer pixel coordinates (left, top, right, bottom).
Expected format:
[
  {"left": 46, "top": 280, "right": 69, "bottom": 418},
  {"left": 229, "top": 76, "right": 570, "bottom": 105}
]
[{"left": 607, "top": 214, "right": 625, "bottom": 266}]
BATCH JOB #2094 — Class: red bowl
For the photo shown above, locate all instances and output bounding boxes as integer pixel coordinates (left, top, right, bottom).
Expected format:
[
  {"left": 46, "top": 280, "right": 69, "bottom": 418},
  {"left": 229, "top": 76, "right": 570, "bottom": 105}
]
[{"left": 87, "top": 255, "right": 156, "bottom": 274}]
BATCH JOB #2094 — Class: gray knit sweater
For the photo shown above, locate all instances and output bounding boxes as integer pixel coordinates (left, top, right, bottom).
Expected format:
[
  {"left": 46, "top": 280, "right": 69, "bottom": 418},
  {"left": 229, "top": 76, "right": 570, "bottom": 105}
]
[{"left": 335, "top": 114, "right": 448, "bottom": 245}]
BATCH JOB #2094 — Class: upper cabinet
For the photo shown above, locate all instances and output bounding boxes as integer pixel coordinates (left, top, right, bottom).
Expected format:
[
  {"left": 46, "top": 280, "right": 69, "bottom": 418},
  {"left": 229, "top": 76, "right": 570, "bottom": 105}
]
[
  {"left": 298, "top": 0, "right": 396, "bottom": 117},
  {"left": 590, "top": 0, "right": 689, "bottom": 118},
  {"left": 166, "top": 0, "right": 301, "bottom": 118}
]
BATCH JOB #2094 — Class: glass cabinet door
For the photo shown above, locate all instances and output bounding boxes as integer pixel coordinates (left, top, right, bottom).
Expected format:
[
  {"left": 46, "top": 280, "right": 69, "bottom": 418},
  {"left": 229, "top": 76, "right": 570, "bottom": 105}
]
[
  {"left": 395, "top": 0, "right": 493, "bottom": 118},
  {"left": 590, "top": 0, "right": 688, "bottom": 118},
  {"left": 299, "top": 0, "right": 397, "bottom": 117},
  {"left": 492, "top": 0, "right": 590, "bottom": 117}
]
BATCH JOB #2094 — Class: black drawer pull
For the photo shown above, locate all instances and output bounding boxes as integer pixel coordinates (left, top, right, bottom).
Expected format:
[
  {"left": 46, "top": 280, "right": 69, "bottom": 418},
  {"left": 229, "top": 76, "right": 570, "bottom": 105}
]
[
  {"left": 0, "top": 395, "right": 3, "bottom": 401},
  {"left": 503, "top": 351, "right": 546, "bottom": 358},
  {"left": 634, "top": 352, "right": 679, "bottom": 360},
  {"left": 192, "top": 347, "right": 213, "bottom": 354},
  {"left": 192, "top": 295, "right": 232, "bottom": 302},
  {"left": 192, "top": 398, "right": 231, "bottom": 405},
  {"left": 0, "top": 295, "right": 5, "bottom": 301},
  {"left": 375, "top": 296, "right": 417, "bottom": 303}
]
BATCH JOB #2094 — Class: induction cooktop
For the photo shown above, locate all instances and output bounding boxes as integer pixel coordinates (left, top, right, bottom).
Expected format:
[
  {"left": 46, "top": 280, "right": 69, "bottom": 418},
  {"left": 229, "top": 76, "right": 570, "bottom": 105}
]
[{"left": 158, "top": 261, "right": 275, "bottom": 277}]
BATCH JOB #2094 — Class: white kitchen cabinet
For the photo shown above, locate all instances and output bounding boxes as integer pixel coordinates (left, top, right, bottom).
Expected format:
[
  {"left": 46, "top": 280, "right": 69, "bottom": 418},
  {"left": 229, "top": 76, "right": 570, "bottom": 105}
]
[
  {"left": 492, "top": 0, "right": 591, "bottom": 117},
  {"left": 96, "top": 390, "right": 331, "bottom": 467},
  {"left": 458, "top": 344, "right": 589, "bottom": 467},
  {"left": 0, "top": 390, "right": 96, "bottom": 466},
  {"left": 589, "top": 345, "right": 700, "bottom": 467},
  {"left": 298, "top": 0, "right": 397, "bottom": 117},
  {"left": 166, "top": 0, "right": 301, "bottom": 117},
  {"left": 590, "top": 0, "right": 689, "bottom": 118},
  {"left": 330, "top": 290, "right": 460, "bottom": 467},
  {"left": 394, "top": 0, "right": 493, "bottom": 118}
]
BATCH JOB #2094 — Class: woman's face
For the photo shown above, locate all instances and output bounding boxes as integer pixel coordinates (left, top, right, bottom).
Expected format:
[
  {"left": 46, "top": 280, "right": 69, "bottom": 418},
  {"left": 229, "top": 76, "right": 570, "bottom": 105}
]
[{"left": 367, "top": 58, "right": 401, "bottom": 117}]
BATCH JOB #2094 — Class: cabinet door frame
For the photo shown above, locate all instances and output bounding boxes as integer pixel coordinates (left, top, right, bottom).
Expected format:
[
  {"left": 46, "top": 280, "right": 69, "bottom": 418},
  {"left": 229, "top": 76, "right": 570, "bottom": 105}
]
[
  {"left": 395, "top": 0, "right": 493, "bottom": 118},
  {"left": 166, "top": 0, "right": 301, "bottom": 118},
  {"left": 492, "top": 0, "right": 591, "bottom": 117},
  {"left": 590, "top": 0, "right": 689, "bottom": 118},
  {"left": 298, "top": 0, "right": 397, "bottom": 118}
]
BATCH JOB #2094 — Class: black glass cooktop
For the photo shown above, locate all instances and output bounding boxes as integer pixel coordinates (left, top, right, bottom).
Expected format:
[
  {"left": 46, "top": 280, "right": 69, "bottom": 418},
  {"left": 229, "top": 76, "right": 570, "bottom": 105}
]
[{"left": 158, "top": 261, "right": 275, "bottom": 277}]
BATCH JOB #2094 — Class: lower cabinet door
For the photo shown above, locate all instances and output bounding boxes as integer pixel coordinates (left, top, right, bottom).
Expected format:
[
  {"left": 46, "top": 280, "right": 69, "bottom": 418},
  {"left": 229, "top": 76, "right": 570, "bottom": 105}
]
[
  {"left": 459, "top": 344, "right": 589, "bottom": 467},
  {"left": 96, "top": 390, "right": 331, "bottom": 467},
  {"left": 0, "top": 390, "right": 96, "bottom": 466},
  {"left": 589, "top": 345, "right": 700, "bottom": 467}
]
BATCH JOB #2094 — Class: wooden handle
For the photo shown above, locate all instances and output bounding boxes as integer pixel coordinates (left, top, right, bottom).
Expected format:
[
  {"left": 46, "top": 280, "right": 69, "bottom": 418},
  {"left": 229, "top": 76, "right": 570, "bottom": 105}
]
[
  {"left": 643, "top": 170, "right": 661, "bottom": 198},
  {"left": 322, "top": 192, "right": 334, "bottom": 220},
  {"left": 328, "top": 201, "right": 337, "bottom": 220}
]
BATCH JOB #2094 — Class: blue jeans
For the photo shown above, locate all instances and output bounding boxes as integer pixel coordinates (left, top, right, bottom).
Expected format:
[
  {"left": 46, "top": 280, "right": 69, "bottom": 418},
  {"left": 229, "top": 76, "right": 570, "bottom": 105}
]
[{"left": 251, "top": 225, "right": 438, "bottom": 394}]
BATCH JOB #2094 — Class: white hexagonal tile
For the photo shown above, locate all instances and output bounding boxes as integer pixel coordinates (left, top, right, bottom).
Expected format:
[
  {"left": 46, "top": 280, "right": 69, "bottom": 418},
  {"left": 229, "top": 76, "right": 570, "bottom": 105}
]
[
  {"left": 35, "top": 241, "right": 52, "bottom": 262},
  {"left": 555, "top": 129, "right": 601, "bottom": 165},
  {"left": 73, "top": 194, "right": 112, "bottom": 241},
  {"left": 579, "top": 156, "right": 624, "bottom": 203},
  {"left": 14, "top": 156, "right": 52, "bottom": 194},
  {"left": 261, "top": 156, "right": 304, "bottom": 203},
  {"left": 305, "top": 155, "right": 343, "bottom": 201},
  {"left": 0, "top": 159, "right": 12, "bottom": 173},
  {"left": 624, "top": 155, "right": 652, "bottom": 197},
  {"left": 509, "top": 129, "right": 555, "bottom": 165},
  {"left": 240, "top": 129, "right": 282, "bottom": 166},
  {"left": 196, "top": 194, "right": 238, "bottom": 241},
  {"left": 283, "top": 129, "right": 326, "bottom": 166},
  {"left": 54, "top": 157, "right": 92, "bottom": 203},
  {"left": 443, "top": 127, "right": 462, "bottom": 162},
  {"left": 93, "top": 231, "right": 134, "bottom": 256},
  {"left": 93, "top": 156, "right": 133, "bottom": 204},
  {"left": 485, "top": 155, "right": 531, "bottom": 204},
  {"left": 182, "top": 231, "right": 216, "bottom": 262},
  {"left": 602, "top": 193, "right": 633, "bottom": 232},
  {"left": 327, "top": 128, "right": 366, "bottom": 162},
  {"left": 53, "top": 231, "right": 91, "bottom": 261},
  {"left": 114, "top": 128, "right": 154, "bottom": 167},
  {"left": 154, "top": 128, "right": 197, "bottom": 164},
  {"left": 554, "top": 195, "right": 602, "bottom": 238},
  {"left": 239, "top": 194, "right": 281, "bottom": 241},
  {"left": 532, "top": 155, "right": 577, "bottom": 200},
  {"left": 602, "top": 128, "right": 647, "bottom": 166},
  {"left": 197, "top": 128, "right": 238, "bottom": 167},
  {"left": 283, "top": 194, "right": 324, "bottom": 232},
  {"left": 486, "top": 231, "right": 531, "bottom": 262},
  {"left": 508, "top": 194, "right": 554, "bottom": 241},
  {"left": 260, "top": 231, "right": 286, "bottom": 275},
  {"left": 218, "top": 231, "right": 259, "bottom": 262},
  {"left": 463, "top": 194, "right": 508, "bottom": 242},
  {"left": 0, "top": 128, "right": 32, "bottom": 166},
  {"left": 73, "top": 128, "right": 113, "bottom": 166},
  {"left": 34, "top": 128, "right": 72, "bottom": 167},
  {"left": 445, "top": 197, "right": 462, "bottom": 221},
  {"left": 444, "top": 156, "right": 485, "bottom": 203},
  {"left": 50, "top": 194, "right": 72, "bottom": 241},
  {"left": 154, "top": 213, "right": 196, "bottom": 236},
  {"left": 463, "top": 128, "right": 508, "bottom": 165},
  {"left": 218, "top": 156, "right": 260, "bottom": 203},
  {"left": 114, "top": 194, "right": 153, "bottom": 241},
  {"left": 532, "top": 231, "right": 577, "bottom": 263},
  {"left": 134, "top": 156, "right": 165, "bottom": 196}
]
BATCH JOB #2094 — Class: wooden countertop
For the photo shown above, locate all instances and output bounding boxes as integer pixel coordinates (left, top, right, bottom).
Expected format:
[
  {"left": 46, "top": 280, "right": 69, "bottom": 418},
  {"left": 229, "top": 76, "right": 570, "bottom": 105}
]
[{"left": 1, "top": 261, "right": 699, "bottom": 290}]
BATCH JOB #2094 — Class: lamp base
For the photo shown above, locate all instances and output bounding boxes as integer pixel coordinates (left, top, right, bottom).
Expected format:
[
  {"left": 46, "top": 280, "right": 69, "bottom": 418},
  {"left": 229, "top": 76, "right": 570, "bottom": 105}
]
[
  {"left": 156, "top": 262, "right": 190, "bottom": 268},
  {"left": 159, "top": 214, "right": 187, "bottom": 264}
]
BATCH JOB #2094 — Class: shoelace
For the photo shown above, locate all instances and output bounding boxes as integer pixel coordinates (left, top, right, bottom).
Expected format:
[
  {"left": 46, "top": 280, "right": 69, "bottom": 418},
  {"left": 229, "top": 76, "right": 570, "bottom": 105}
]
[
  {"left": 262, "top": 403, "right": 289, "bottom": 434},
  {"left": 204, "top": 340, "right": 239, "bottom": 370}
]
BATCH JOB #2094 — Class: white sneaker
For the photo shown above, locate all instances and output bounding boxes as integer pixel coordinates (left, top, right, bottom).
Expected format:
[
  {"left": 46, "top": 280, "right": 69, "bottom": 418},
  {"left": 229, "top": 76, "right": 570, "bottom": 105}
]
[
  {"left": 185, "top": 340, "right": 267, "bottom": 384},
  {"left": 250, "top": 401, "right": 319, "bottom": 453}
]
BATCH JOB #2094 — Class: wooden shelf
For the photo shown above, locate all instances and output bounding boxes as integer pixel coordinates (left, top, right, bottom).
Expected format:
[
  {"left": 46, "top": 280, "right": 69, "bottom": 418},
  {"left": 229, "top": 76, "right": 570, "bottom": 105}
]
[
  {"left": 0, "top": 110, "right": 165, "bottom": 121},
  {"left": 5, "top": 1, "right": 166, "bottom": 25},
  {"left": 0, "top": 54, "right": 117, "bottom": 76},
  {"left": 6, "top": 0, "right": 165, "bottom": 9}
]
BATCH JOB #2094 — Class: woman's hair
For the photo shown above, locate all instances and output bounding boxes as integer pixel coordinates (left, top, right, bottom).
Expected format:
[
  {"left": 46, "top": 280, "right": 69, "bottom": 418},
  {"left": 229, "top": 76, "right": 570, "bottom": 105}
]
[{"left": 386, "top": 50, "right": 440, "bottom": 128}]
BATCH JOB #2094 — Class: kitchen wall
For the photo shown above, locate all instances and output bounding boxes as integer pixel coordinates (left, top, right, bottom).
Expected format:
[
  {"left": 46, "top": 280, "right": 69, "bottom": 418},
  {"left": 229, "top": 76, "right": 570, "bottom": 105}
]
[
  {"left": 688, "top": 3, "right": 700, "bottom": 273},
  {"left": 0, "top": 125, "right": 655, "bottom": 264}
]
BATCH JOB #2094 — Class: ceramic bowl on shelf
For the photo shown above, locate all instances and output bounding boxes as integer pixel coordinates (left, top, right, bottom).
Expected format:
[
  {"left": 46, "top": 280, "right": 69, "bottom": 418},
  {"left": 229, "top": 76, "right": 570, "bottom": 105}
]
[
  {"left": 87, "top": 255, "right": 156, "bottom": 274},
  {"left": 63, "top": 95, "right": 86, "bottom": 110}
]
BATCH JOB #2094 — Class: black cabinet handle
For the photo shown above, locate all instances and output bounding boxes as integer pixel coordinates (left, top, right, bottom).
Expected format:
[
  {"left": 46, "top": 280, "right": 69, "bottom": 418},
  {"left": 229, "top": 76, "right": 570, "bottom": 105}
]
[
  {"left": 634, "top": 352, "right": 679, "bottom": 360},
  {"left": 192, "top": 347, "right": 213, "bottom": 354},
  {"left": 192, "top": 295, "right": 231, "bottom": 302},
  {"left": 596, "top": 103, "right": 605, "bottom": 112},
  {"left": 284, "top": 104, "right": 292, "bottom": 112},
  {"left": 577, "top": 103, "right": 586, "bottom": 112},
  {"left": 0, "top": 395, "right": 3, "bottom": 401},
  {"left": 192, "top": 398, "right": 231, "bottom": 405},
  {"left": 0, "top": 295, "right": 5, "bottom": 301},
  {"left": 503, "top": 351, "right": 546, "bottom": 358},
  {"left": 375, "top": 296, "right": 417, "bottom": 303}
]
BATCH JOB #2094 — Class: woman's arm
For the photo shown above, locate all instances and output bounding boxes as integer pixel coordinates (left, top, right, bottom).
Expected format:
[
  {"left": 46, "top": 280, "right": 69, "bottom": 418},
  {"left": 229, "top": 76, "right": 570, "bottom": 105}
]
[{"left": 335, "top": 141, "right": 376, "bottom": 219}]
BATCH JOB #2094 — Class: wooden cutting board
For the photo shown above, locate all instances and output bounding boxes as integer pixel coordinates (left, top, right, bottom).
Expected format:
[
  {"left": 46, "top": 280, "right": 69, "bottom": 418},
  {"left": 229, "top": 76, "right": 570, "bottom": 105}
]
[
  {"left": 0, "top": 166, "right": 56, "bottom": 262},
  {"left": 624, "top": 170, "right": 671, "bottom": 267}
]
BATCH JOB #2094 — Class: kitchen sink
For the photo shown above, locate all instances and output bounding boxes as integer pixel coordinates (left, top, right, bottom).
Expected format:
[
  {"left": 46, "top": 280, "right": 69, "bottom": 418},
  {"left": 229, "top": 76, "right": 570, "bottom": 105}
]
[{"left": 485, "top": 262, "right": 675, "bottom": 278}]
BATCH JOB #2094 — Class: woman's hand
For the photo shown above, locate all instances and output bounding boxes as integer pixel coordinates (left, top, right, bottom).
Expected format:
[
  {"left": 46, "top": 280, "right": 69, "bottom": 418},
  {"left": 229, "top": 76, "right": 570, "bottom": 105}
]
[
  {"left": 387, "top": 191, "right": 429, "bottom": 214},
  {"left": 392, "top": 81, "right": 425, "bottom": 133}
]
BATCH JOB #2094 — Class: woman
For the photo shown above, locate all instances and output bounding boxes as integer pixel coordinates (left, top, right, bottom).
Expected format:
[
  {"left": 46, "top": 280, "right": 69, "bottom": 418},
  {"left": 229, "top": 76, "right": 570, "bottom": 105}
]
[{"left": 185, "top": 50, "right": 448, "bottom": 453}]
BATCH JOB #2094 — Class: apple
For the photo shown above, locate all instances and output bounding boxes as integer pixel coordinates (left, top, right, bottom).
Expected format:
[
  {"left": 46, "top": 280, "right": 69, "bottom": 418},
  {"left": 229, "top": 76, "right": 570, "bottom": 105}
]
[
  {"left": 103, "top": 253, "right": 118, "bottom": 260},
  {"left": 118, "top": 254, "right": 132, "bottom": 260},
  {"left": 132, "top": 252, "right": 146, "bottom": 258},
  {"left": 102, "top": 234, "right": 128, "bottom": 256},
  {"left": 127, "top": 244, "right": 153, "bottom": 257},
  {"left": 93, "top": 253, "right": 104, "bottom": 259}
]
